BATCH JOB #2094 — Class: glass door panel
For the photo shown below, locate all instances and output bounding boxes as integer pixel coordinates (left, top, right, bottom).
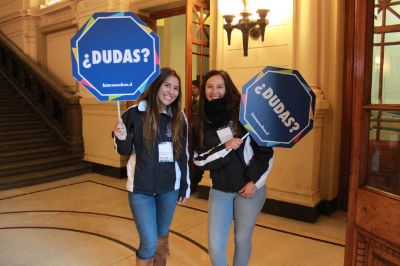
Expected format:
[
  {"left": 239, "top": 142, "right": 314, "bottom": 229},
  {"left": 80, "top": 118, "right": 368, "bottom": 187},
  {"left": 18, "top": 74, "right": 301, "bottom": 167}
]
[
  {"left": 366, "top": 1, "right": 400, "bottom": 195},
  {"left": 191, "top": 0, "right": 210, "bottom": 86},
  {"left": 368, "top": 110, "right": 400, "bottom": 195}
]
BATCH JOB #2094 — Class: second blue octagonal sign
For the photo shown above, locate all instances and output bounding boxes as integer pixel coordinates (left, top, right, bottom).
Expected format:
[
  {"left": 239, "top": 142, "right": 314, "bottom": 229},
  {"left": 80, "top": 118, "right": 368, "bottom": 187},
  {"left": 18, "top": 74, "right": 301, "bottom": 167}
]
[
  {"left": 71, "top": 12, "right": 160, "bottom": 101},
  {"left": 239, "top": 66, "right": 316, "bottom": 148}
]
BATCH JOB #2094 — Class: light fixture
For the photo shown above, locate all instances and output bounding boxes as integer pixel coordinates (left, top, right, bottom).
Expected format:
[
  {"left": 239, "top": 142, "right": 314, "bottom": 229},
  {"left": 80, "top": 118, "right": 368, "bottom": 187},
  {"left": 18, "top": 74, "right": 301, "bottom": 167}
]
[{"left": 222, "top": 0, "right": 269, "bottom": 57}]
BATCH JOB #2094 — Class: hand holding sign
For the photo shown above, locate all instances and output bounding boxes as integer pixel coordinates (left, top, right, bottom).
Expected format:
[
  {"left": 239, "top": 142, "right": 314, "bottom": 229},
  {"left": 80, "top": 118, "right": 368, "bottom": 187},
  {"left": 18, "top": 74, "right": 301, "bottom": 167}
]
[
  {"left": 113, "top": 120, "right": 127, "bottom": 141},
  {"left": 239, "top": 66, "right": 316, "bottom": 148}
]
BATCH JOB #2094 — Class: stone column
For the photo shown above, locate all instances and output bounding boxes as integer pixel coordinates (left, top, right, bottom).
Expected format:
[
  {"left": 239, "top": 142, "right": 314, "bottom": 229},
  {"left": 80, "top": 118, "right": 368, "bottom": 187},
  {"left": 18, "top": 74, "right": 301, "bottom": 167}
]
[
  {"left": 294, "top": 0, "right": 323, "bottom": 98},
  {"left": 266, "top": 0, "right": 330, "bottom": 222}
]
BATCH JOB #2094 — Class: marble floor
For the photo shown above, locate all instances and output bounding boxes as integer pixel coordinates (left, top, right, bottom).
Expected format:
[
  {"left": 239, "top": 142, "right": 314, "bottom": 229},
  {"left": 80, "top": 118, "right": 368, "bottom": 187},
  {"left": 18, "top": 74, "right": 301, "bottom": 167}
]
[{"left": 0, "top": 173, "right": 345, "bottom": 266}]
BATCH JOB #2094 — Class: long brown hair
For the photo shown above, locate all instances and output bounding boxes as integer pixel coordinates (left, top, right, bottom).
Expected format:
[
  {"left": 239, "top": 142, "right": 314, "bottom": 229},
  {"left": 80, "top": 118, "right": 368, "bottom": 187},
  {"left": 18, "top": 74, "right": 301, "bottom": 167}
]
[
  {"left": 138, "top": 67, "right": 185, "bottom": 159},
  {"left": 194, "top": 70, "right": 241, "bottom": 149}
]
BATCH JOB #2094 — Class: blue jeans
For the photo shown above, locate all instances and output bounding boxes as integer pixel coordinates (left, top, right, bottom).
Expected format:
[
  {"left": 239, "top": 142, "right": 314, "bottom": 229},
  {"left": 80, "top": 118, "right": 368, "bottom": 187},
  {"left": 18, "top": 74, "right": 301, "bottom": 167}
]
[
  {"left": 208, "top": 186, "right": 266, "bottom": 266},
  {"left": 128, "top": 189, "right": 179, "bottom": 259}
]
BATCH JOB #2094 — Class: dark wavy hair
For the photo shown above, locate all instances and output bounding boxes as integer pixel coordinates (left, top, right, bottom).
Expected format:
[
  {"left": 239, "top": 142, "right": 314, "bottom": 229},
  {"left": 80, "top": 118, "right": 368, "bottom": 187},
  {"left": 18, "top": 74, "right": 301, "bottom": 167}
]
[
  {"left": 194, "top": 69, "right": 242, "bottom": 149},
  {"left": 138, "top": 67, "right": 185, "bottom": 159}
]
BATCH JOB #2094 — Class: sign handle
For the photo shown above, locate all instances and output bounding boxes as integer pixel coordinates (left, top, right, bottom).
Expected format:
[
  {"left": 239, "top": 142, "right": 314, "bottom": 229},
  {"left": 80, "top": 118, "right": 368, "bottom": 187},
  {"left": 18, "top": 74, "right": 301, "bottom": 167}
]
[
  {"left": 117, "top": 101, "right": 121, "bottom": 119},
  {"left": 241, "top": 132, "right": 250, "bottom": 140}
]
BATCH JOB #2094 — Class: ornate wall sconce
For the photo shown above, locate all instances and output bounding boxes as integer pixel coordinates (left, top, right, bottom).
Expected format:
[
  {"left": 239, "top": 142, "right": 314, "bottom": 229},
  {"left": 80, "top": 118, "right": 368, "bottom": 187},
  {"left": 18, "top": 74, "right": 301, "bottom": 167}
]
[{"left": 222, "top": 1, "right": 269, "bottom": 57}]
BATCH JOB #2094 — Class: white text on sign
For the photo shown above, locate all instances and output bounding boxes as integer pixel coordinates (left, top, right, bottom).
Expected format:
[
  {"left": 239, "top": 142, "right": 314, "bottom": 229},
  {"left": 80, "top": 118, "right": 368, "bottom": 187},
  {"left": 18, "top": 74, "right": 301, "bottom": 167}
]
[
  {"left": 254, "top": 84, "right": 300, "bottom": 133},
  {"left": 82, "top": 48, "right": 151, "bottom": 69}
]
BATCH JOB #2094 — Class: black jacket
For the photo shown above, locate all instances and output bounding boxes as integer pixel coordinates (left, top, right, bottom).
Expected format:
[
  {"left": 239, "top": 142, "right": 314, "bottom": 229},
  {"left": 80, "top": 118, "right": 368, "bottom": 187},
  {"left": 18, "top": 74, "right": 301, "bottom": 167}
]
[
  {"left": 114, "top": 101, "right": 190, "bottom": 198},
  {"left": 193, "top": 121, "right": 273, "bottom": 193}
]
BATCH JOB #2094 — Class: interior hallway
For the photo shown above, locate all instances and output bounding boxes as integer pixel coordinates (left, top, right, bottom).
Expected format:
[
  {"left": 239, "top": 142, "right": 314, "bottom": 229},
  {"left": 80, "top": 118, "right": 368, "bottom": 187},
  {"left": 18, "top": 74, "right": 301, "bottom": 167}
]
[{"left": 0, "top": 173, "right": 345, "bottom": 266}]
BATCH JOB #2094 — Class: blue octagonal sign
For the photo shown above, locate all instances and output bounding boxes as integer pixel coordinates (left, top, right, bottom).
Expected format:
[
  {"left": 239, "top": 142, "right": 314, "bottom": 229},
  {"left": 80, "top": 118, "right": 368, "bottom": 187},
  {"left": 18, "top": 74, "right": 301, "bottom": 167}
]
[
  {"left": 71, "top": 12, "right": 160, "bottom": 101},
  {"left": 239, "top": 66, "right": 316, "bottom": 148}
]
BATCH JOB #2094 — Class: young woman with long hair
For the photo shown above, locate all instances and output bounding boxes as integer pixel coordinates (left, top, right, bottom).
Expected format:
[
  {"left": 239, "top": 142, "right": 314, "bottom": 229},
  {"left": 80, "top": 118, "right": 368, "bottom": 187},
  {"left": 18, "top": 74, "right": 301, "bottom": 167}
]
[
  {"left": 113, "top": 67, "right": 190, "bottom": 266},
  {"left": 193, "top": 70, "right": 274, "bottom": 266}
]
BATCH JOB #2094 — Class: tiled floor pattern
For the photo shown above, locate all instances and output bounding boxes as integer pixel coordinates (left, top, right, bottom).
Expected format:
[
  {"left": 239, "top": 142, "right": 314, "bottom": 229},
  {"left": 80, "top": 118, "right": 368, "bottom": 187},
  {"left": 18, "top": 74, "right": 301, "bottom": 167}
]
[{"left": 0, "top": 174, "right": 345, "bottom": 266}]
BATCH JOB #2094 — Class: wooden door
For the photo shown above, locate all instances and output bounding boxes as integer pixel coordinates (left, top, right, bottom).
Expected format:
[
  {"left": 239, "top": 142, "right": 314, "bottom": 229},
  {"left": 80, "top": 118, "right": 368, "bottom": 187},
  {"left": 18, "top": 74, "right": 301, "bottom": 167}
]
[
  {"left": 185, "top": 0, "right": 210, "bottom": 118},
  {"left": 344, "top": 0, "right": 400, "bottom": 265},
  {"left": 141, "top": 0, "right": 209, "bottom": 117}
]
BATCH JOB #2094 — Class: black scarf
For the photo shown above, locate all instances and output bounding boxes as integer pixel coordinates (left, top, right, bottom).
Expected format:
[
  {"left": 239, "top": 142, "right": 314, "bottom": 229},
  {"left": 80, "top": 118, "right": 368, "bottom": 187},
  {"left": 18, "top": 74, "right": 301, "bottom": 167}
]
[{"left": 204, "top": 98, "right": 230, "bottom": 127}]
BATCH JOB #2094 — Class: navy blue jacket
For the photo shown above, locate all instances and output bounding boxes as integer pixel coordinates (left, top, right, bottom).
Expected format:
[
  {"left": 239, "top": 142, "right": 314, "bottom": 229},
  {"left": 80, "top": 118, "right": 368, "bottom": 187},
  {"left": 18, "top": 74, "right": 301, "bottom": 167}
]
[
  {"left": 193, "top": 121, "right": 273, "bottom": 193},
  {"left": 114, "top": 101, "right": 190, "bottom": 198}
]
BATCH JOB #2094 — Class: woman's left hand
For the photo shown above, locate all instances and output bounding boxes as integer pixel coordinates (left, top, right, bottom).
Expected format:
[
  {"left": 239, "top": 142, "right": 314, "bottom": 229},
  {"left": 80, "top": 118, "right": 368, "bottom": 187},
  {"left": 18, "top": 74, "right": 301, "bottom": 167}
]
[
  {"left": 177, "top": 197, "right": 187, "bottom": 205},
  {"left": 239, "top": 181, "right": 257, "bottom": 199}
]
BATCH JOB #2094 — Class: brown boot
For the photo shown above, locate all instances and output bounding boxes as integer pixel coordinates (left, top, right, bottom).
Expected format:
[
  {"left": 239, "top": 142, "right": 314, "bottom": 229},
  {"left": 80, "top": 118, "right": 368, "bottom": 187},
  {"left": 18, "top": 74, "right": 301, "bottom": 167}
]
[
  {"left": 153, "top": 235, "right": 169, "bottom": 266},
  {"left": 136, "top": 256, "right": 154, "bottom": 266}
]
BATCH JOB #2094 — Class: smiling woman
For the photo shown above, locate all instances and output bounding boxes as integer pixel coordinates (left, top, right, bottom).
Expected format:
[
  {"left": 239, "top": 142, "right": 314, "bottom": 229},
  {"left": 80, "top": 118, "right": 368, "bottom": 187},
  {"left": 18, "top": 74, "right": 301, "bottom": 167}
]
[
  {"left": 113, "top": 67, "right": 190, "bottom": 265},
  {"left": 193, "top": 69, "right": 274, "bottom": 266},
  {"left": 157, "top": 75, "right": 180, "bottom": 111}
]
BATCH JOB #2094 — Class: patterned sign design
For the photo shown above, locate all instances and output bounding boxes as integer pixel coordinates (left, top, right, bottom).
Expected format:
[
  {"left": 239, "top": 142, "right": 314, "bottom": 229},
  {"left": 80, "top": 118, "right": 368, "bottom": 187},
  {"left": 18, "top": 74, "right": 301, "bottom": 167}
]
[{"left": 71, "top": 12, "right": 160, "bottom": 101}]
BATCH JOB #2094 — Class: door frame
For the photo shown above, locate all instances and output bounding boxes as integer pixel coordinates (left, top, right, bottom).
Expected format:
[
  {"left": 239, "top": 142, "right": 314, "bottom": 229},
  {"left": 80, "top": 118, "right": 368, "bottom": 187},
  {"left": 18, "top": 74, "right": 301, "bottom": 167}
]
[
  {"left": 343, "top": 0, "right": 373, "bottom": 262},
  {"left": 146, "top": 1, "right": 208, "bottom": 119},
  {"left": 338, "top": 0, "right": 356, "bottom": 211},
  {"left": 343, "top": 0, "right": 400, "bottom": 264}
]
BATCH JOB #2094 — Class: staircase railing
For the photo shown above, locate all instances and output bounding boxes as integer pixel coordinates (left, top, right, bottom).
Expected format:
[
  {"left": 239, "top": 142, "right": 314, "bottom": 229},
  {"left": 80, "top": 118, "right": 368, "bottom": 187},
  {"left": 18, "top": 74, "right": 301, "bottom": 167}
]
[{"left": 0, "top": 31, "right": 83, "bottom": 156}]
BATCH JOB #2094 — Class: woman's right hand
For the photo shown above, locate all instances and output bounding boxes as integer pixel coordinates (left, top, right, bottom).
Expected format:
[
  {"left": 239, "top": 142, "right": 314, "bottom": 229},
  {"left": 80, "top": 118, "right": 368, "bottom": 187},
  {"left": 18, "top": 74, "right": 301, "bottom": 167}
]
[
  {"left": 177, "top": 197, "right": 187, "bottom": 205},
  {"left": 113, "top": 119, "right": 127, "bottom": 140},
  {"left": 224, "top": 138, "right": 243, "bottom": 150}
]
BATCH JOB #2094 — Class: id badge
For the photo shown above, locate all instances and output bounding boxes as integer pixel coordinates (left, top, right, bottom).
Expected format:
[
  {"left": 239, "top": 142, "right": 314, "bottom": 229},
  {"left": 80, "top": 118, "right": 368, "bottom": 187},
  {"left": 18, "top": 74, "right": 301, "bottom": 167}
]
[
  {"left": 216, "top": 126, "right": 234, "bottom": 144},
  {"left": 158, "top": 142, "right": 174, "bottom": 162}
]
